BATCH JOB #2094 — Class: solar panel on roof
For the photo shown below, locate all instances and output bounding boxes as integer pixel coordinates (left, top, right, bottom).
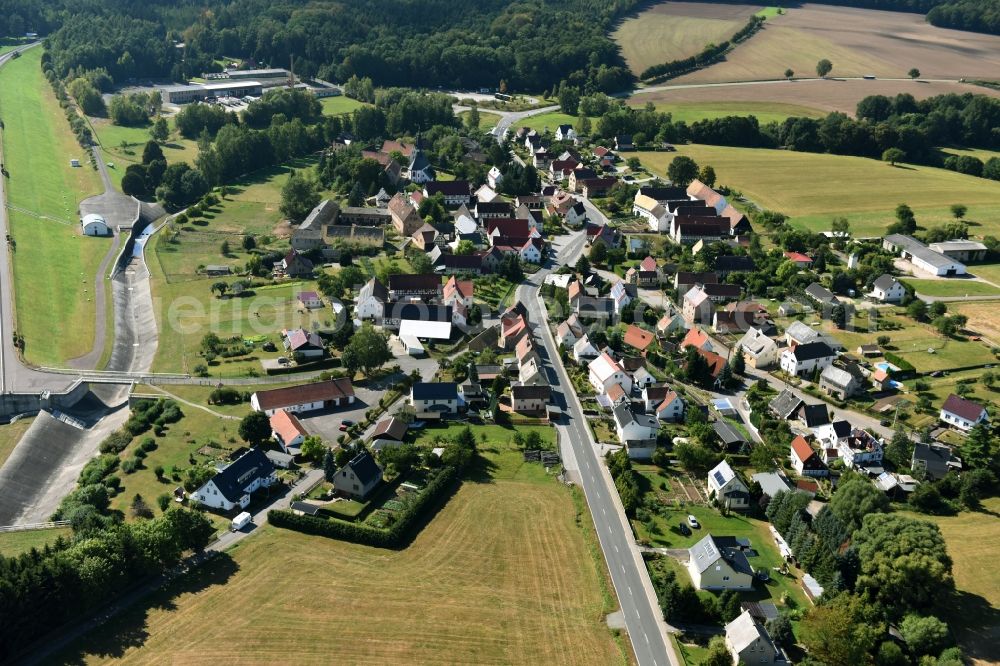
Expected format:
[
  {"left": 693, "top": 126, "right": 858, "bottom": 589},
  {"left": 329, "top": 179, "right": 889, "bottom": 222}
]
[{"left": 713, "top": 470, "right": 726, "bottom": 486}]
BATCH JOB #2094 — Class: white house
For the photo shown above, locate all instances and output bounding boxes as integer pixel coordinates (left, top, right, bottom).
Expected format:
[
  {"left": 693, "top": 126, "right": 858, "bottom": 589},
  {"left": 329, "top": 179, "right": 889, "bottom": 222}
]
[
  {"left": 297, "top": 290, "right": 323, "bottom": 309},
  {"left": 819, "top": 365, "right": 860, "bottom": 400},
  {"left": 612, "top": 401, "right": 659, "bottom": 458},
  {"left": 556, "top": 314, "right": 583, "bottom": 347},
  {"left": 610, "top": 281, "right": 632, "bottom": 316},
  {"left": 779, "top": 341, "right": 836, "bottom": 377},
  {"left": 633, "top": 193, "right": 671, "bottom": 233},
  {"left": 737, "top": 327, "right": 779, "bottom": 369},
  {"left": 191, "top": 448, "right": 276, "bottom": 511},
  {"left": 940, "top": 394, "right": 989, "bottom": 431},
  {"left": 442, "top": 276, "right": 474, "bottom": 309},
  {"left": 725, "top": 610, "right": 782, "bottom": 666},
  {"left": 269, "top": 409, "right": 308, "bottom": 455},
  {"left": 573, "top": 335, "right": 599, "bottom": 363},
  {"left": 555, "top": 124, "right": 577, "bottom": 141},
  {"left": 791, "top": 435, "right": 828, "bottom": 477},
  {"left": 487, "top": 166, "right": 503, "bottom": 190},
  {"left": 81, "top": 213, "right": 110, "bottom": 236},
  {"left": 655, "top": 390, "right": 684, "bottom": 422},
  {"left": 333, "top": 450, "right": 383, "bottom": 500},
  {"left": 870, "top": 274, "right": 906, "bottom": 303},
  {"left": 564, "top": 201, "right": 588, "bottom": 227},
  {"left": 356, "top": 277, "right": 388, "bottom": 321},
  {"left": 410, "top": 382, "right": 459, "bottom": 418},
  {"left": 518, "top": 239, "right": 543, "bottom": 264},
  {"left": 707, "top": 460, "right": 750, "bottom": 510},
  {"left": 688, "top": 534, "right": 754, "bottom": 591},
  {"left": 589, "top": 352, "right": 633, "bottom": 395},
  {"left": 250, "top": 378, "right": 355, "bottom": 416}
]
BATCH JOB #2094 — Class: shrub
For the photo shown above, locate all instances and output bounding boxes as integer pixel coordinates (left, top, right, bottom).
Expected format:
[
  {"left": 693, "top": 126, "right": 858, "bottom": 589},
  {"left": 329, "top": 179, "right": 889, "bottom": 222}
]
[
  {"left": 99, "top": 429, "right": 133, "bottom": 454},
  {"left": 121, "top": 458, "right": 138, "bottom": 474}
]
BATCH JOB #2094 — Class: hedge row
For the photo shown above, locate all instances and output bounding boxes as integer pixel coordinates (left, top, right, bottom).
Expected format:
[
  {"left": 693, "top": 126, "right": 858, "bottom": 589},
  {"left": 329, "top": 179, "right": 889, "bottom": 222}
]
[
  {"left": 269, "top": 464, "right": 461, "bottom": 547},
  {"left": 640, "top": 15, "right": 764, "bottom": 82},
  {"left": 883, "top": 352, "right": 917, "bottom": 373}
]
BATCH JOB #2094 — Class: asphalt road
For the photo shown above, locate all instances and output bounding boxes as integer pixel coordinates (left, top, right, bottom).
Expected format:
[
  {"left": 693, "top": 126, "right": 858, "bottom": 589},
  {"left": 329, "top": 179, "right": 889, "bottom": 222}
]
[{"left": 519, "top": 229, "right": 679, "bottom": 666}]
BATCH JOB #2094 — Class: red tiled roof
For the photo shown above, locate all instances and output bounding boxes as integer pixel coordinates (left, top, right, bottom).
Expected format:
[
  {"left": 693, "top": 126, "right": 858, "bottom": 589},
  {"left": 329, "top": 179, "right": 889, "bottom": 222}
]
[
  {"left": 624, "top": 325, "right": 655, "bottom": 352},
  {"left": 791, "top": 435, "right": 817, "bottom": 462},
  {"left": 784, "top": 251, "right": 813, "bottom": 264},
  {"left": 681, "top": 328, "right": 711, "bottom": 351},
  {"left": 698, "top": 349, "right": 726, "bottom": 378},
  {"left": 269, "top": 409, "right": 307, "bottom": 445},
  {"left": 254, "top": 379, "right": 354, "bottom": 412}
]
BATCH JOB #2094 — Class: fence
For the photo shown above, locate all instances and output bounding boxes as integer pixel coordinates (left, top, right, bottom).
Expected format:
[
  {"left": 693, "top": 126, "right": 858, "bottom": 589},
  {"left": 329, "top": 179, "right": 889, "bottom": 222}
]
[{"left": 0, "top": 520, "right": 71, "bottom": 534}]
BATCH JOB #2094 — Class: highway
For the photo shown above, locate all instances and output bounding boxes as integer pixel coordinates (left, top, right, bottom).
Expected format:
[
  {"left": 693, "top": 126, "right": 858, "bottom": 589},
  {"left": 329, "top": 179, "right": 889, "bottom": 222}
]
[{"left": 518, "top": 229, "right": 679, "bottom": 666}]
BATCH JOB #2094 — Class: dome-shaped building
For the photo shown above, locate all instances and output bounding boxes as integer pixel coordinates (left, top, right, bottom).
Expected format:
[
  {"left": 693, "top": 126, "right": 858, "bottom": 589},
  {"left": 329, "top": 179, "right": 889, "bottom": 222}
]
[{"left": 81, "top": 213, "right": 109, "bottom": 236}]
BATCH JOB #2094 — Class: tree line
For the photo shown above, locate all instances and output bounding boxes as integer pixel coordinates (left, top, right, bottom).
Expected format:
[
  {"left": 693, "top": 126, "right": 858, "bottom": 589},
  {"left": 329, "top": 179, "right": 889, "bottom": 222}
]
[{"left": 639, "top": 14, "right": 765, "bottom": 82}]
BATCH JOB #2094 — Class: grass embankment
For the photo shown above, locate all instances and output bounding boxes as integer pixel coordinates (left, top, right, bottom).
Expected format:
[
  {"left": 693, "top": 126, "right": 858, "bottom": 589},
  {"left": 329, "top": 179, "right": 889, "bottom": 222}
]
[
  {"left": 0, "top": 47, "right": 106, "bottom": 366},
  {"left": 638, "top": 145, "right": 1000, "bottom": 237},
  {"left": 458, "top": 110, "right": 502, "bottom": 131},
  {"left": 89, "top": 118, "right": 198, "bottom": 190},
  {"left": 0, "top": 527, "right": 72, "bottom": 558},
  {"left": 522, "top": 111, "right": 586, "bottom": 133},
  {"left": 56, "top": 447, "right": 623, "bottom": 665},
  {"left": 0, "top": 417, "right": 33, "bottom": 468}
]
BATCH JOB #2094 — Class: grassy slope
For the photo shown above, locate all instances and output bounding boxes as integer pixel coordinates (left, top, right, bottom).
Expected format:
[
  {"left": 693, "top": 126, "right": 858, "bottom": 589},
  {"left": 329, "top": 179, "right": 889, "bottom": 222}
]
[
  {"left": 0, "top": 47, "right": 107, "bottom": 365},
  {"left": 0, "top": 527, "right": 72, "bottom": 558},
  {"left": 90, "top": 118, "right": 199, "bottom": 190},
  {"left": 57, "top": 450, "right": 623, "bottom": 665},
  {"left": 0, "top": 417, "right": 33, "bottom": 468},
  {"left": 458, "top": 109, "right": 502, "bottom": 131},
  {"left": 899, "top": 498, "right": 1000, "bottom": 665},
  {"left": 904, "top": 279, "right": 1000, "bottom": 297},
  {"left": 522, "top": 111, "right": 585, "bottom": 132},
  {"left": 611, "top": 7, "right": 749, "bottom": 76},
  {"left": 320, "top": 95, "right": 367, "bottom": 116},
  {"left": 627, "top": 100, "right": 825, "bottom": 124},
  {"left": 637, "top": 145, "right": 1000, "bottom": 236}
]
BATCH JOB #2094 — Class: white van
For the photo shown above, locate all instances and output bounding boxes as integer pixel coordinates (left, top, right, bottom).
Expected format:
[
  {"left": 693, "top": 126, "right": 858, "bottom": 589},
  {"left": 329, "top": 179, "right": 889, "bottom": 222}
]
[{"left": 231, "top": 511, "right": 252, "bottom": 531}]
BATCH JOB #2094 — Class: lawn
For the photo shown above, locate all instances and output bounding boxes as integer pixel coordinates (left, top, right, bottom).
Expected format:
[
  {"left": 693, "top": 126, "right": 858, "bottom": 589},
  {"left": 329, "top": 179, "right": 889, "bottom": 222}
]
[
  {"left": 627, "top": 100, "right": 825, "bottom": 125},
  {"left": 796, "top": 312, "right": 997, "bottom": 373},
  {"left": 903, "top": 279, "right": 1000, "bottom": 298},
  {"left": 633, "top": 502, "right": 809, "bottom": 612},
  {"left": 637, "top": 145, "right": 1000, "bottom": 237},
  {"left": 148, "top": 257, "right": 336, "bottom": 376},
  {"left": 0, "top": 527, "right": 72, "bottom": 558},
  {"left": 950, "top": 300, "right": 1000, "bottom": 343},
  {"left": 408, "top": 421, "right": 556, "bottom": 451},
  {"left": 611, "top": 1, "right": 758, "bottom": 76},
  {"left": 0, "top": 46, "right": 108, "bottom": 366},
  {"left": 458, "top": 109, "right": 502, "bottom": 131},
  {"left": 319, "top": 95, "right": 367, "bottom": 116},
  {"left": 899, "top": 498, "right": 1000, "bottom": 665},
  {"left": 55, "top": 449, "right": 624, "bottom": 665},
  {"left": 89, "top": 117, "right": 199, "bottom": 190},
  {"left": 0, "top": 417, "right": 33, "bottom": 468},
  {"left": 967, "top": 264, "right": 1000, "bottom": 286},
  {"left": 522, "top": 111, "right": 587, "bottom": 133}
]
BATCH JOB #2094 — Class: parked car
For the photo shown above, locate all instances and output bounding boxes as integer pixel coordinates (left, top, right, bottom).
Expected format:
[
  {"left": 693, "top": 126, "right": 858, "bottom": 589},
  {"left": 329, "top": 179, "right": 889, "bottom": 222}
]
[
  {"left": 687, "top": 514, "right": 700, "bottom": 529},
  {"left": 678, "top": 522, "right": 691, "bottom": 536}
]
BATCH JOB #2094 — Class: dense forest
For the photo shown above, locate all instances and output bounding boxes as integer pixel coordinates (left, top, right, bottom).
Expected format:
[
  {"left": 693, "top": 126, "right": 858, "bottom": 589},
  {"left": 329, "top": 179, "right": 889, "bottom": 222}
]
[{"left": 5, "top": 0, "right": 639, "bottom": 92}]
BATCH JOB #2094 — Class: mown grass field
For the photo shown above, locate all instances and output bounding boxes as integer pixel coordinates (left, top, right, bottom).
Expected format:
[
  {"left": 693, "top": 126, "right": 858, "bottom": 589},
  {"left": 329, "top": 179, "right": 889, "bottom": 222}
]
[
  {"left": 0, "top": 527, "right": 72, "bottom": 558},
  {"left": 637, "top": 145, "right": 1000, "bottom": 237},
  {"left": 522, "top": 111, "right": 585, "bottom": 133},
  {"left": 904, "top": 279, "right": 1000, "bottom": 298},
  {"left": 628, "top": 100, "right": 825, "bottom": 124},
  {"left": 320, "top": 95, "right": 367, "bottom": 116},
  {"left": 0, "top": 416, "right": 33, "bottom": 468},
  {"left": 458, "top": 109, "right": 502, "bottom": 131},
  {"left": 899, "top": 498, "right": 1000, "bottom": 666},
  {"left": 612, "top": 1, "right": 758, "bottom": 76},
  {"left": 57, "top": 449, "right": 624, "bottom": 665},
  {"left": 0, "top": 46, "right": 108, "bottom": 366},
  {"left": 90, "top": 118, "right": 199, "bottom": 190}
]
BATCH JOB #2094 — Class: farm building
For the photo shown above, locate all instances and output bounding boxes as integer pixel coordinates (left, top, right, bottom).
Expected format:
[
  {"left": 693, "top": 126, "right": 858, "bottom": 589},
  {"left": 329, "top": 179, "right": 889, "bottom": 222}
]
[
  {"left": 250, "top": 378, "right": 355, "bottom": 415},
  {"left": 883, "top": 234, "right": 966, "bottom": 277}
]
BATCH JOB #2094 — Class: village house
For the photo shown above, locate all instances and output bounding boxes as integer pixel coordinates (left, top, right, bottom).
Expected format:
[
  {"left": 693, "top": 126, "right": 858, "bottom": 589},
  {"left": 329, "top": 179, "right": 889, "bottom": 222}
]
[
  {"left": 388, "top": 192, "right": 423, "bottom": 236},
  {"left": 783, "top": 251, "right": 813, "bottom": 268},
  {"left": 442, "top": 276, "right": 474, "bottom": 309},
  {"left": 737, "top": 327, "right": 779, "bottom": 369},
  {"left": 688, "top": 534, "right": 754, "bottom": 591},
  {"left": 275, "top": 249, "right": 314, "bottom": 279},
  {"left": 612, "top": 401, "right": 659, "bottom": 459},
  {"left": 769, "top": 389, "right": 804, "bottom": 420},
  {"left": 284, "top": 328, "right": 325, "bottom": 358},
  {"left": 911, "top": 442, "right": 963, "bottom": 480},
  {"left": 675, "top": 271, "right": 718, "bottom": 294},
  {"left": 790, "top": 435, "right": 828, "bottom": 477},
  {"left": 624, "top": 325, "right": 655, "bottom": 355},
  {"left": 682, "top": 286, "right": 713, "bottom": 324},
  {"left": 725, "top": 610, "right": 783, "bottom": 666},
  {"left": 654, "top": 390, "right": 684, "bottom": 421},
  {"left": 708, "top": 460, "right": 750, "bottom": 510},
  {"left": 589, "top": 352, "right": 633, "bottom": 395},
  {"left": 297, "top": 290, "right": 323, "bottom": 309},
  {"left": 511, "top": 384, "right": 551, "bottom": 414},
  {"left": 424, "top": 181, "right": 471, "bottom": 207},
  {"left": 780, "top": 341, "right": 837, "bottom": 377},
  {"left": 356, "top": 277, "right": 388, "bottom": 321},
  {"left": 388, "top": 273, "right": 442, "bottom": 301},
  {"left": 805, "top": 282, "right": 839, "bottom": 308},
  {"left": 681, "top": 327, "right": 713, "bottom": 352},
  {"left": 819, "top": 365, "right": 861, "bottom": 400},
  {"left": 410, "top": 382, "right": 460, "bottom": 418},
  {"left": 869, "top": 274, "right": 906, "bottom": 303},
  {"left": 580, "top": 177, "right": 617, "bottom": 199},
  {"left": 370, "top": 416, "right": 408, "bottom": 443},
  {"left": 191, "top": 448, "right": 277, "bottom": 511},
  {"left": 940, "top": 394, "right": 989, "bottom": 431},
  {"left": 269, "top": 409, "right": 308, "bottom": 455},
  {"left": 333, "top": 450, "right": 383, "bottom": 500},
  {"left": 250, "top": 378, "right": 355, "bottom": 416},
  {"left": 573, "top": 335, "right": 599, "bottom": 363},
  {"left": 641, "top": 385, "right": 672, "bottom": 412}
]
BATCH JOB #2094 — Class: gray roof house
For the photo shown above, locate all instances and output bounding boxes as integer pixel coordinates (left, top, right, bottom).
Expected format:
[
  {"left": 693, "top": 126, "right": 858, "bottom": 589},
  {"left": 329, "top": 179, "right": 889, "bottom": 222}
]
[
  {"left": 805, "top": 282, "right": 839, "bottom": 306},
  {"left": 769, "top": 389, "right": 804, "bottom": 420},
  {"left": 751, "top": 471, "right": 792, "bottom": 498},
  {"left": 687, "top": 534, "right": 755, "bottom": 591},
  {"left": 332, "top": 450, "right": 383, "bottom": 500},
  {"left": 820, "top": 365, "right": 861, "bottom": 400},
  {"left": 911, "top": 442, "right": 962, "bottom": 480},
  {"left": 725, "top": 610, "right": 783, "bottom": 666}
]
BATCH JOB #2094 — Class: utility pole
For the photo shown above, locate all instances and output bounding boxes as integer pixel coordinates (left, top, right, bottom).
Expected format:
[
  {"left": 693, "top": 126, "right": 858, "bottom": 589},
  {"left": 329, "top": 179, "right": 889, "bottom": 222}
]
[{"left": 288, "top": 53, "right": 294, "bottom": 89}]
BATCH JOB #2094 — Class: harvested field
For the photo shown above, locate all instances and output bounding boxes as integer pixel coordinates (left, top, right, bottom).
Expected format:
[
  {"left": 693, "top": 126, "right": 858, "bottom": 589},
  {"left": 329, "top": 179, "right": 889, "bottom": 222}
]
[
  {"left": 57, "top": 451, "right": 625, "bottom": 665},
  {"left": 950, "top": 300, "right": 1000, "bottom": 344},
  {"left": 625, "top": 99, "right": 826, "bottom": 124},
  {"left": 671, "top": 3, "right": 1000, "bottom": 84},
  {"left": 630, "top": 78, "right": 1000, "bottom": 117},
  {"left": 612, "top": 1, "right": 759, "bottom": 75}
]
